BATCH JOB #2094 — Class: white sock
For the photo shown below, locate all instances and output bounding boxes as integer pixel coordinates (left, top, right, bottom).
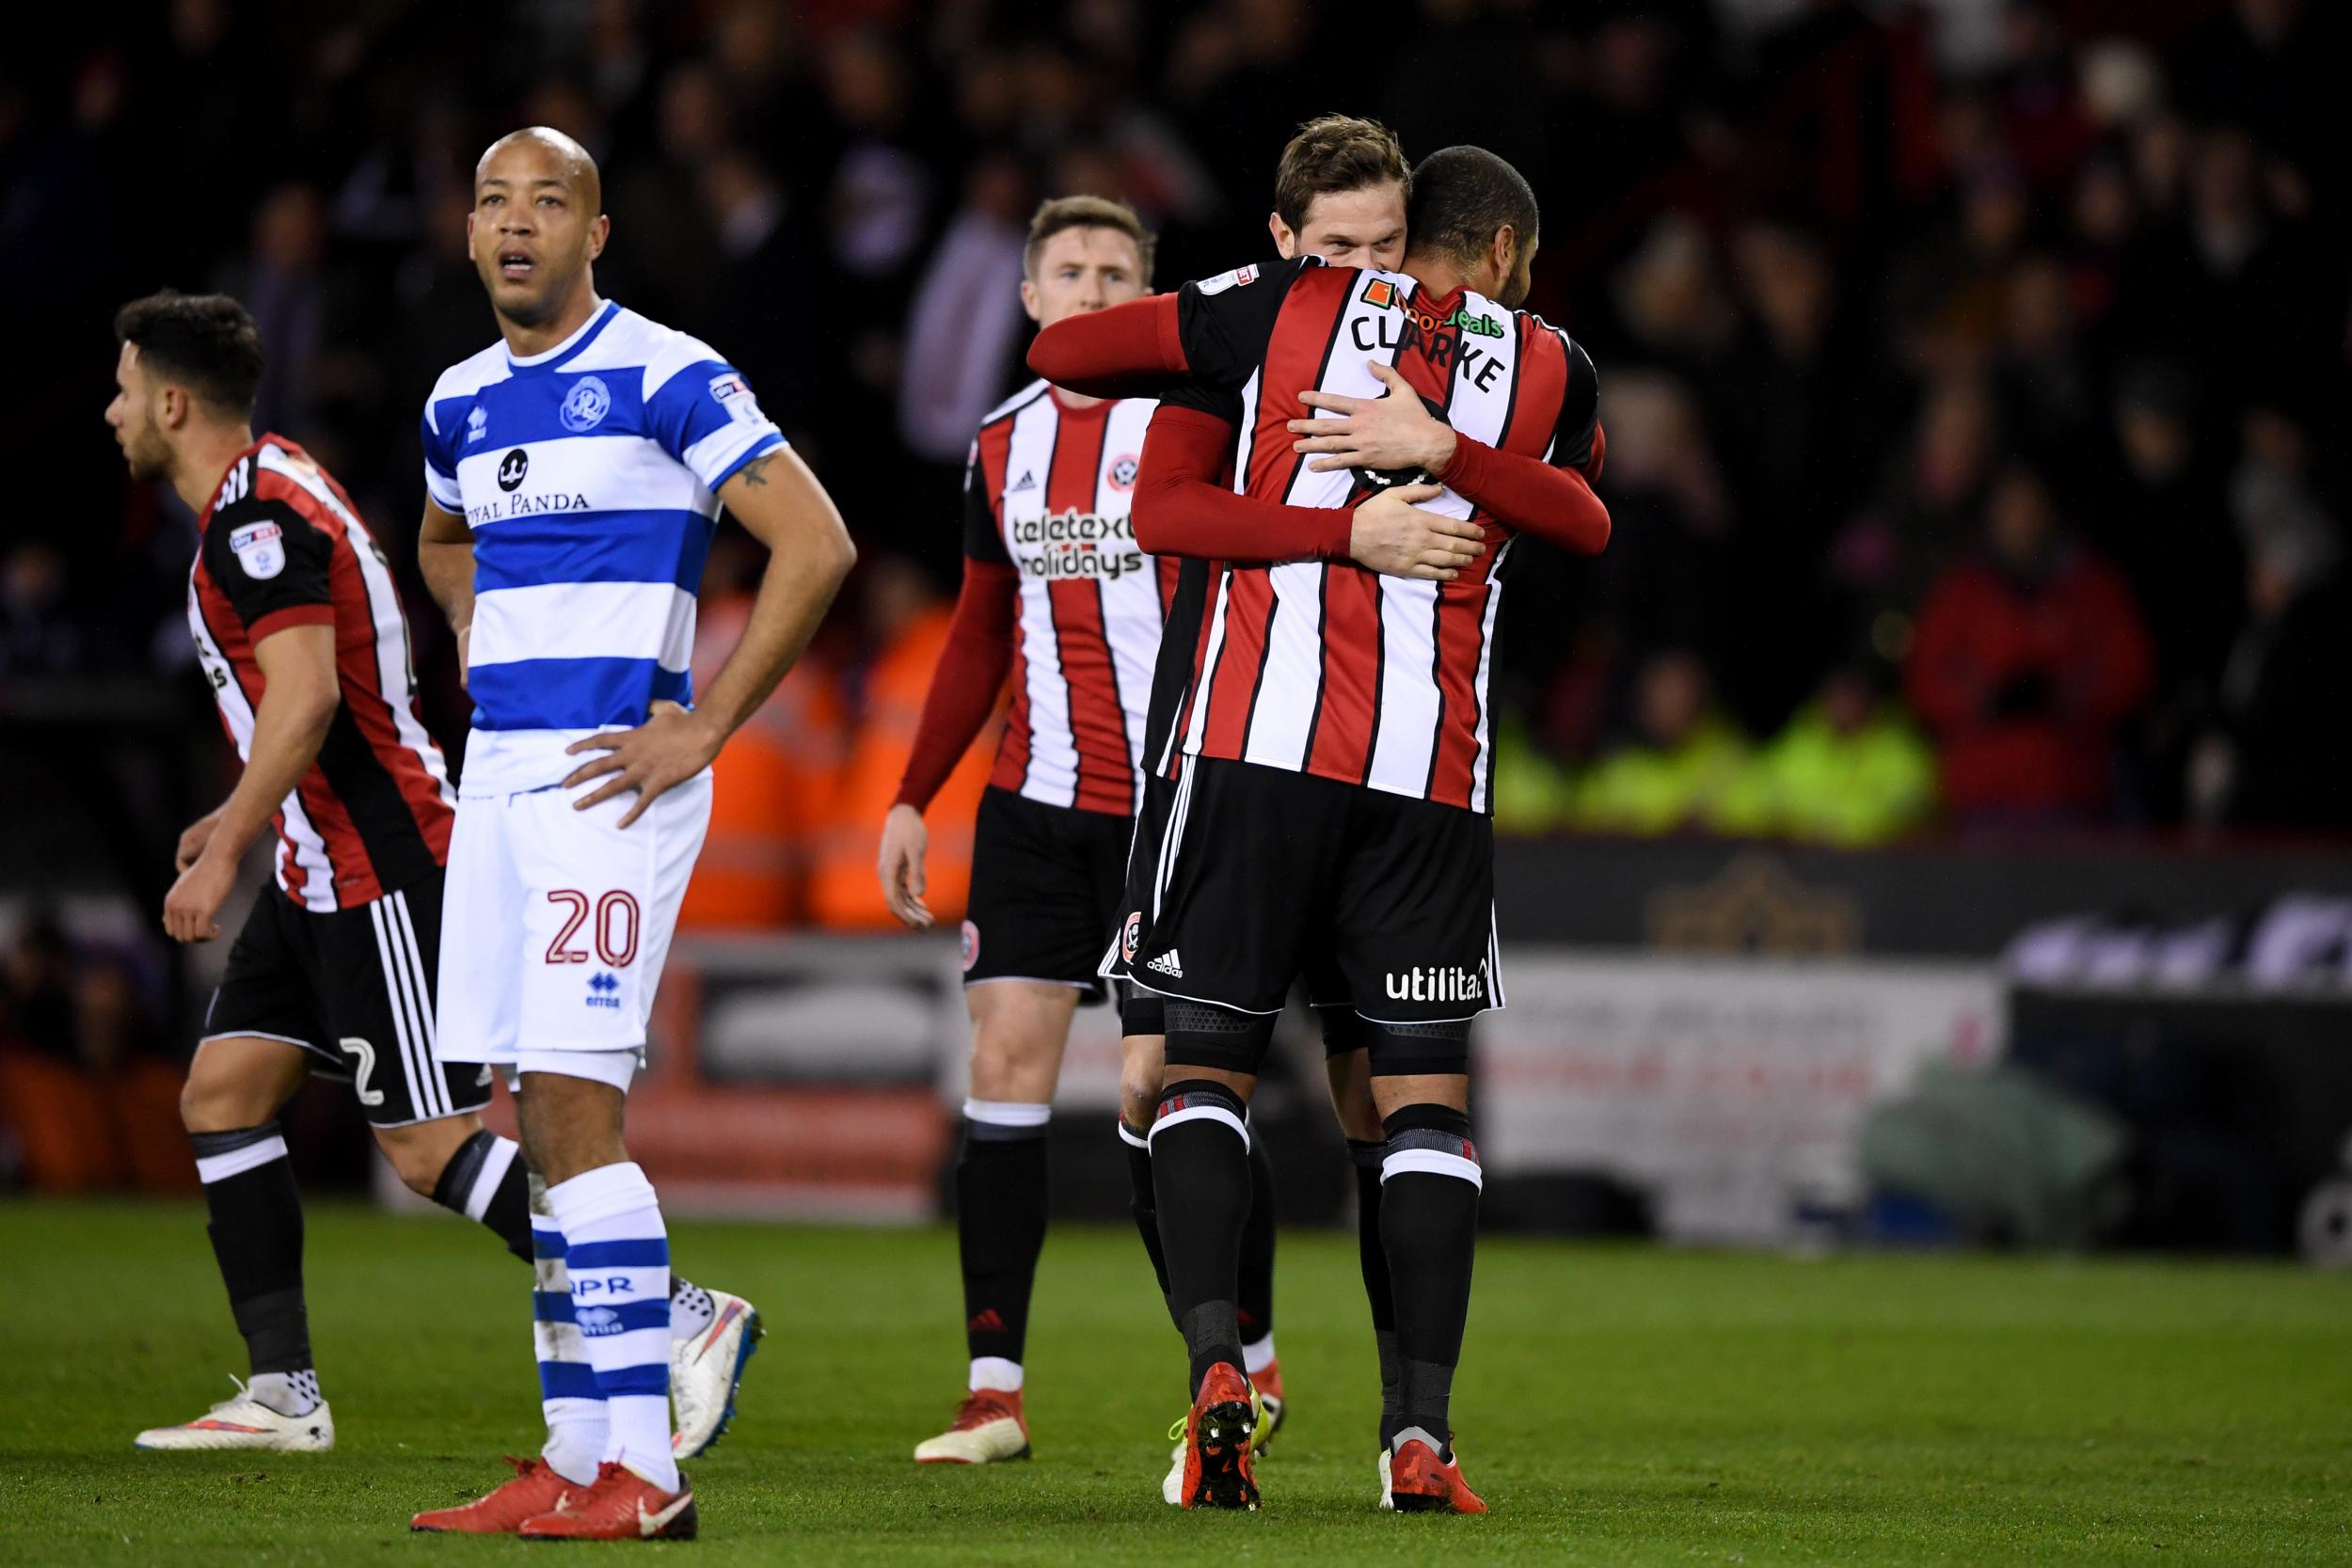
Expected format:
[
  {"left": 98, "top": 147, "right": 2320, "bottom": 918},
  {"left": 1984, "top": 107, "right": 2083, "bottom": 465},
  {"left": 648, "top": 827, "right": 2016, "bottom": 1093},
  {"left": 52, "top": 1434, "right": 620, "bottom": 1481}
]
[
  {"left": 246, "top": 1369, "right": 320, "bottom": 1417},
  {"left": 1242, "top": 1333, "right": 1278, "bottom": 1375},
  {"left": 546, "top": 1162, "right": 678, "bottom": 1492},
  {"left": 530, "top": 1177, "right": 606, "bottom": 1484},
  {"left": 670, "top": 1278, "right": 716, "bottom": 1345},
  {"left": 968, "top": 1356, "right": 1024, "bottom": 1393}
]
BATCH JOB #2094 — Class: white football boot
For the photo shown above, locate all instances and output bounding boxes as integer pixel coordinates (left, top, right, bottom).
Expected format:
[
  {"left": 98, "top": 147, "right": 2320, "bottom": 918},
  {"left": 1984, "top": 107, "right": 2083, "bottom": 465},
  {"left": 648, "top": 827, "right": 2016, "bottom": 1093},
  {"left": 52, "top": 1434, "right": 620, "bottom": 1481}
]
[
  {"left": 671, "top": 1289, "right": 763, "bottom": 1458},
  {"left": 134, "top": 1377, "right": 334, "bottom": 1452}
]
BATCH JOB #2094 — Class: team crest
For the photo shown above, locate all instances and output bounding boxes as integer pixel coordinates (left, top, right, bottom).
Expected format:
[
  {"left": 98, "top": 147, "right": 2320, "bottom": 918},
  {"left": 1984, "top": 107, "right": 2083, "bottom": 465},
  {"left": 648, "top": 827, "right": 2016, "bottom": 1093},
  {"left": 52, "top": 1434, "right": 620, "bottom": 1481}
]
[
  {"left": 561, "top": 374, "right": 612, "bottom": 433},
  {"left": 960, "top": 920, "right": 980, "bottom": 973},
  {"left": 1364, "top": 278, "right": 1398, "bottom": 309},
  {"left": 228, "top": 521, "right": 285, "bottom": 579},
  {"left": 1120, "top": 910, "right": 1142, "bottom": 964},
  {"left": 1108, "top": 454, "right": 1138, "bottom": 492}
]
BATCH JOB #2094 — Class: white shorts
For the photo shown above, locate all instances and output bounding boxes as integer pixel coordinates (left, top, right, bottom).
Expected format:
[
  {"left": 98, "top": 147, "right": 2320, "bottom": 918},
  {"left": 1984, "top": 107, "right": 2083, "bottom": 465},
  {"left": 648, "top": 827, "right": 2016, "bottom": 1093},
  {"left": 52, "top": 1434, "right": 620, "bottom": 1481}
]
[{"left": 435, "top": 770, "right": 712, "bottom": 1072}]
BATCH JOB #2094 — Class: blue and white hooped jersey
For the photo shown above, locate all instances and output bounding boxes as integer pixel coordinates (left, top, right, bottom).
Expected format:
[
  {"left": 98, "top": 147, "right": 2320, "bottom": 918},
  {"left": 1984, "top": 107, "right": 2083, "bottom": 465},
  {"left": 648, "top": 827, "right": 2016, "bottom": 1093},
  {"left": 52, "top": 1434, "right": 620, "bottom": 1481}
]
[{"left": 421, "top": 300, "right": 786, "bottom": 797}]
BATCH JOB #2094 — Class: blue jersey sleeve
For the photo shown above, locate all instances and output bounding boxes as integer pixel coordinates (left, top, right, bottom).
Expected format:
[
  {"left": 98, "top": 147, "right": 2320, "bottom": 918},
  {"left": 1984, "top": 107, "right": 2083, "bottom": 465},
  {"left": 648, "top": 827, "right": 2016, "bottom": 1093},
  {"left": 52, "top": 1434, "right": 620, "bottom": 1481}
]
[
  {"left": 644, "top": 357, "right": 787, "bottom": 493},
  {"left": 421, "top": 396, "right": 465, "bottom": 513}
]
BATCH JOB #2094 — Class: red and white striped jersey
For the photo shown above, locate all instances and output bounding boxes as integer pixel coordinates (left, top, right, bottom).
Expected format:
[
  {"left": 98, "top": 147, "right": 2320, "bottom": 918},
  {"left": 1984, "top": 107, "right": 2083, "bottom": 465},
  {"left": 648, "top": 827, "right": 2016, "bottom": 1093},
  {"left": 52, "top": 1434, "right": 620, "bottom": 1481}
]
[
  {"left": 186, "top": 435, "right": 455, "bottom": 911},
  {"left": 1163, "top": 259, "right": 1600, "bottom": 814},
  {"left": 965, "top": 382, "right": 1180, "bottom": 816}
]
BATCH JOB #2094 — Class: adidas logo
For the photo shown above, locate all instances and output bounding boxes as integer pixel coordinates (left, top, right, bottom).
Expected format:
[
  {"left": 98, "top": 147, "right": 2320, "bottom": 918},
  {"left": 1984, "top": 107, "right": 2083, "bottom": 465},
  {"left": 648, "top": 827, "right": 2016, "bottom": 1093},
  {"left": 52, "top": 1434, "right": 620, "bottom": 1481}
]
[
  {"left": 1007, "top": 469, "right": 1037, "bottom": 493},
  {"left": 1147, "top": 950, "right": 1184, "bottom": 978},
  {"left": 967, "top": 1308, "right": 1007, "bottom": 1334}
]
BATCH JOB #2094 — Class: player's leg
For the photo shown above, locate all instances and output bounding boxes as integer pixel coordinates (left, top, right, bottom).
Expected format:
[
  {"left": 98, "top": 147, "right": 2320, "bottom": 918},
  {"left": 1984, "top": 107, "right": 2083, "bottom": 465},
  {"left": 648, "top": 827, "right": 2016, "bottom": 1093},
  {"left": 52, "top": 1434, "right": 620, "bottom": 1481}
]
[
  {"left": 1116, "top": 989, "right": 1172, "bottom": 1307},
  {"left": 136, "top": 889, "right": 340, "bottom": 1453},
  {"left": 135, "top": 1025, "right": 332, "bottom": 1450},
  {"left": 1334, "top": 793, "right": 1500, "bottom": 1515},
  {"left": 1314, "top": 998, "right": 1401, "bottom": 1453},
  {"left": 917, "top": 786, "right": 1111, "bottom": 1464}
]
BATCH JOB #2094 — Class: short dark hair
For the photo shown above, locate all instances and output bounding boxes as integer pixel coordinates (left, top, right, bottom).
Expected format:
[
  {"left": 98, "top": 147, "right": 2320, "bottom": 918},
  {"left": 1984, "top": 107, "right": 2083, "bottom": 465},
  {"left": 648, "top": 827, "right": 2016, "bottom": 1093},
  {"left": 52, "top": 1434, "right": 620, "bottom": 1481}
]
[
  {"left": 1024, "top": 196, "right": 1156, "bottom": 287},
  {"left": 113, "top": 291, "right": 264, "bottom": 417},
  {"left": 1274, "top": 115, "right": 1410, "bottom": 234},
  {"left": 1406, "top": 146, "right": 1540, "bottom": 269}
]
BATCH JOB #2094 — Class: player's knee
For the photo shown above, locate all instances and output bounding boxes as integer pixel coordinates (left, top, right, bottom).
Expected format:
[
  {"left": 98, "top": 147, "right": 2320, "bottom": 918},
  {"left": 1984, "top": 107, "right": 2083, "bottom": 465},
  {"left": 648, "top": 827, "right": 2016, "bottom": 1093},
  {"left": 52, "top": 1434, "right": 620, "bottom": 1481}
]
[
  {"left": 1325, "top": 1051, "right": 1384, "bottom": 1144},
  {"left": 179, "top": 1057, "right": 275, "bottom": 1132},
  {"left": 374, "top": 1118, "right": 469, "bottom": 1196},
  {"left": 1380, "top": 1101, "right": 1481, "bottom": 1187}
]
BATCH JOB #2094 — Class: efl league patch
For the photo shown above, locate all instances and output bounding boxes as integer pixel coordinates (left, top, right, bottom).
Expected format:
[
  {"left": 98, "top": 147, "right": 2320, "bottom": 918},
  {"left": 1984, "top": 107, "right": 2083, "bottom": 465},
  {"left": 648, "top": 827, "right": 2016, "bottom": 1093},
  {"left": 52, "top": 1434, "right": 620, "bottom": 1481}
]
[
  {"left": 228, "top": 520, "right": 285, "bottom": 579},
  {"left": 1120, "top": 910, "right": 1142, "bottom": 964},
  {"left": 1364, "top": 278, "right": 1398, "bottom": 309},
  {"left": 1108, "top": 453, "right": 1139, "bottom": 492},
  {"left": 561, "top": 374, "right": 612, "bottom": 433},
  {"left": 709, "top": 372, "right": 766, "bottom": 427},
  {"left": 960, "top": 919, "right": 980, "bottom": 974},
  {"left": 1196, "top": 263, "right": 1259, "bottom": 296}
]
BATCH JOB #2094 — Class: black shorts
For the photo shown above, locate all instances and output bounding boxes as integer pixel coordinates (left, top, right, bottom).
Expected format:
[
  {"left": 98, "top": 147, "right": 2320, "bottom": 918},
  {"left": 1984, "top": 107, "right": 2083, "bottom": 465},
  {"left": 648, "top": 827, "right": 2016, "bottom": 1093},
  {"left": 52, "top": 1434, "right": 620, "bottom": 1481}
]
[
  {"left": 962, "top": 785, "right": 1131, "bottom": 1004},
  {"left": 1108, "top": 769, "right": 1360, "bottom": 1049},
  {"left": 1134, "top": 757, "right": 1502, "bottom": 1024},
  {"left": 203, "top": 876, "right": 491, "bottom": 1128}
]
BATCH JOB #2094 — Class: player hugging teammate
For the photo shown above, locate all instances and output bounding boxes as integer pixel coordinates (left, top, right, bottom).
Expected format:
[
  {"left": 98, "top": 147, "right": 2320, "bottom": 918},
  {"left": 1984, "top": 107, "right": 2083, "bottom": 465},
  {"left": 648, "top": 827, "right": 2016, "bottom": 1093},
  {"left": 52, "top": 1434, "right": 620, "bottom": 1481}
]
[{"left": 1032, "top": 140, "right": 1609, "bottom": 1513}]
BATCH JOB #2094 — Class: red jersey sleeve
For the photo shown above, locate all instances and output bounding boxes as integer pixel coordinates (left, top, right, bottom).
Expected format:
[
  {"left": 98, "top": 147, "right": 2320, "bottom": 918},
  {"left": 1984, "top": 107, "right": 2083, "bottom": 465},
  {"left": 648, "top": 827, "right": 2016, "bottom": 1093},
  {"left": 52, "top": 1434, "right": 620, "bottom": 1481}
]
[{"left": 1131, "top": 406, "right": 1353, "bottom": 562}]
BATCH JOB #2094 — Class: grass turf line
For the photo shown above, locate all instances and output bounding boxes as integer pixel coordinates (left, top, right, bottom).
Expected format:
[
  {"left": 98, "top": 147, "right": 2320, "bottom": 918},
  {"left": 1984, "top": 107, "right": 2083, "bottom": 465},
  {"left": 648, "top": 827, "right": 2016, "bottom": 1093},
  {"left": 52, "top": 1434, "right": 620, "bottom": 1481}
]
[{"left": 0, "top": 1201, "right": 2345, "bottom": 1566}]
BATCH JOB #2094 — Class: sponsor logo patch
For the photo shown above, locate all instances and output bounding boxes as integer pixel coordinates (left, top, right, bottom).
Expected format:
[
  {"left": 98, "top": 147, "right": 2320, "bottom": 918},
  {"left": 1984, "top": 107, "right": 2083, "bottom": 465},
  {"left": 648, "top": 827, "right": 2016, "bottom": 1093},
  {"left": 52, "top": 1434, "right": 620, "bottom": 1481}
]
[
  {"left": 1196, "top": 263, "right": 1259, "bottom": 296},
  {"left": 708, "top": 372, "right": 766, "bottom": 427},
  {"left": 1364, "top": 278, "right": 1398, "bottom": 309},
  {"left": 1147, "top": 949, "right": 1184, "bottom": 979},
  {"left": 561, "top": 374, "right": 612, "bottom": 433},
  {"left": 1382, "top": 961, "right": 1487, "bottom": 1005},
  {"left": 497, "top": 448, "right": 530, "bottom": 491},
  {"left": 466, "top": 406, "right": 488, "bottom": 443},
  {"left": 586, "top": 970, "right": 622, "bottom": 1010},
  {"left": 228, "top": 521, "right": 285, "bottom": 579}
]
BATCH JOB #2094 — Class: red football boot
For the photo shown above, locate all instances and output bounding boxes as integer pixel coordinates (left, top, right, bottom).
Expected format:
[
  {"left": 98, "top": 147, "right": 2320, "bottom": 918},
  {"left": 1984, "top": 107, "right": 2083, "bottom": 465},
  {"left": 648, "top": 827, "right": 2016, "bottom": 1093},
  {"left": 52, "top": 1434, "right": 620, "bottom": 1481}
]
[
  {"left": 516, "top": 1462, "right": 697, "bottom": 1541},
  {"left": 1387, "top": 1433, "right": 1487, "bottom": 1514},
  {"left": 1174, "top": 1362, "right": 1260, "bottom": 1511},
  {"left": 409, "top": 1455, "right": 573, "bottom": 1534}
]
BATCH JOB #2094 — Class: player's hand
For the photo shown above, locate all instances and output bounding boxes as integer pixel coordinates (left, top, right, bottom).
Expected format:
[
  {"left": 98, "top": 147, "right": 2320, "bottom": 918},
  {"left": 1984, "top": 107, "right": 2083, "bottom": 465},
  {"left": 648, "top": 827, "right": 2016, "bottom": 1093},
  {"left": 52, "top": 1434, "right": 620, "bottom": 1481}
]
[
  {"left": 877, "top": 802, "right": 933, "bottom": 929},
  {"left": 163, "top": 848, "right": 237, "bottom": 943},
  {"left": 561, "top": 700, "right": 723, "bottom": 828},
  {"left": 1289, "top": 360, "right": 1459, "bottom": 475},
  {"left": 176, "top": 807, "right": 226, "bottom": 873},
  {"left": 1350, "top": 483, "right": 1486, "bottom": 580}
]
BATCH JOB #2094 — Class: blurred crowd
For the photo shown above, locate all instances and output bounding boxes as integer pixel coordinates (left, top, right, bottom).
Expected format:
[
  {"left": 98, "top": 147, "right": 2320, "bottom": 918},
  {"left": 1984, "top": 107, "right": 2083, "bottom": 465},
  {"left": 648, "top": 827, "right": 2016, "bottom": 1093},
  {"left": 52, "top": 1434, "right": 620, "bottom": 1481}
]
[{"left": 3, "top": 0, "right": 2349, "bottom": 945}]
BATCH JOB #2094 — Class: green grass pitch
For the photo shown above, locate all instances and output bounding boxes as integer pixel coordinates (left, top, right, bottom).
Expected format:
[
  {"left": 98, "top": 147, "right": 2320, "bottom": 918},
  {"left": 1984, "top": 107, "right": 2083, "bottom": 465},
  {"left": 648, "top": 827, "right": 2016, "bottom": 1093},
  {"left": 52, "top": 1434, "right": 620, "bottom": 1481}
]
[{"left": 1, "top": 1201, "right": 2346, "bottom": 1566}]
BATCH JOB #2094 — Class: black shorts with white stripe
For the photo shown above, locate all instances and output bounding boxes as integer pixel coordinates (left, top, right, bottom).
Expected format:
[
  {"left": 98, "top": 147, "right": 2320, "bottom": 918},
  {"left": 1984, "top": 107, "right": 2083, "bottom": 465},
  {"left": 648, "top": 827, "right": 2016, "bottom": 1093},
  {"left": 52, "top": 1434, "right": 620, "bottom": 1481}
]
[{"left": 202, "top": 873, "right": 491, "bottom": 1127}]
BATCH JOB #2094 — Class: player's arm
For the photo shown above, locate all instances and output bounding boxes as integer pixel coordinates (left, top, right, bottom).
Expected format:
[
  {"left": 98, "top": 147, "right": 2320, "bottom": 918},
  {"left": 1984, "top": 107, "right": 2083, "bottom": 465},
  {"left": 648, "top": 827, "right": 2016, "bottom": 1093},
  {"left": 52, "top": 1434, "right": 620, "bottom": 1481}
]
[
  {"left": 1132, "top": 406, "right": 1486, "bottom": 581},
  {"left": 1287, "top": 352, "right": 1612, "bottom": 554},
  {"left": 168, "top": 503, "right": 342, "bottom": 941},
  {"left": 564, "top": 446, "right": 856, "bottom": 826},
  {"left": 1028, "top": 258, "right": 1311, "bottom": 399},
  {"left": 417, "top": 499, "right": 477, "bottom": 671},
  {"left": 166, "top": 624, "right": 342, "bottom": 942},
  {"left": 879, "top": 458, "right": 1018, "bottom": 928}
]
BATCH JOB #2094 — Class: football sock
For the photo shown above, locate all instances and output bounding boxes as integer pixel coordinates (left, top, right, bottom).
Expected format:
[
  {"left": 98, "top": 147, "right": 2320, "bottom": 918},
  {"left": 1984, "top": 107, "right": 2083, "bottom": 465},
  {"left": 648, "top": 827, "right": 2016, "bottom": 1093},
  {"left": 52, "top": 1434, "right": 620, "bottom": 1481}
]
[
  {"left": 191, "top": 1124, "right": 313, "bottom": 1392},
  {"left": 545, "top": 1161, "right": 678, "bottom": 1492},
  {"left": 669, "top": 1277, "right": 717, "bottom": 1345},
  {"left": 1379, "top": 1104, "right": 1480, "bottom": 1454},
  {"left": 529, "top": 1175, "right": 606, "bottom": 1485},
  {"left": 1150, "top": 1079, "right": 1252, "bottom": 1396},
  {"left": 430, "top": 1128, "right": 532, "bottom": 1262},
  {"left": 1238, "top": 1131, "right": 1278, "bottom": 1360},
  {"left": 1348, "top": 1136, "right": 1401, "bottom": 1442},
  {"left": 1119, "top": 1117, "right": 1174, "bottom": 1310},
  {"left": 246, "top": 1369, "right": 321, "bottom": 1418},
  {"left": 956, "top": 1099, "right": 1051, "bottom": 1373}
]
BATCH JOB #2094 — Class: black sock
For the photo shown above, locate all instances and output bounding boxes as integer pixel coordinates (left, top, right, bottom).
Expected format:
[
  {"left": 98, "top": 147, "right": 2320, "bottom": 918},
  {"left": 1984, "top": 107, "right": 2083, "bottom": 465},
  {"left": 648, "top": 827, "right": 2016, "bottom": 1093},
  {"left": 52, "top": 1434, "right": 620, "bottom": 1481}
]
[
  {"left": 1237, "top": 1131, "right": 1277, "bottom": 1357},
  {"left": 191, "top": 1124, "right": 310, "bottom": 1376},
  {"left": 955, "top": 1109, "right": 1050, "bottom": 1367},
  {"left": 1348, "top": 1137, "right": 1400, "bottom": 1444},
  {"left": 1121, "top": 1119, "right": 1175, "bottom": 1315},
  {"left": 1151, "top": 1080, "right": 1252, "bottom": 1395},
  {"left": 1378, "top": 1104, "right": 1480, "bottom": 1452},
  {"left": 430, "top": 1129, "right": 533, "bottom": 1262}
]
